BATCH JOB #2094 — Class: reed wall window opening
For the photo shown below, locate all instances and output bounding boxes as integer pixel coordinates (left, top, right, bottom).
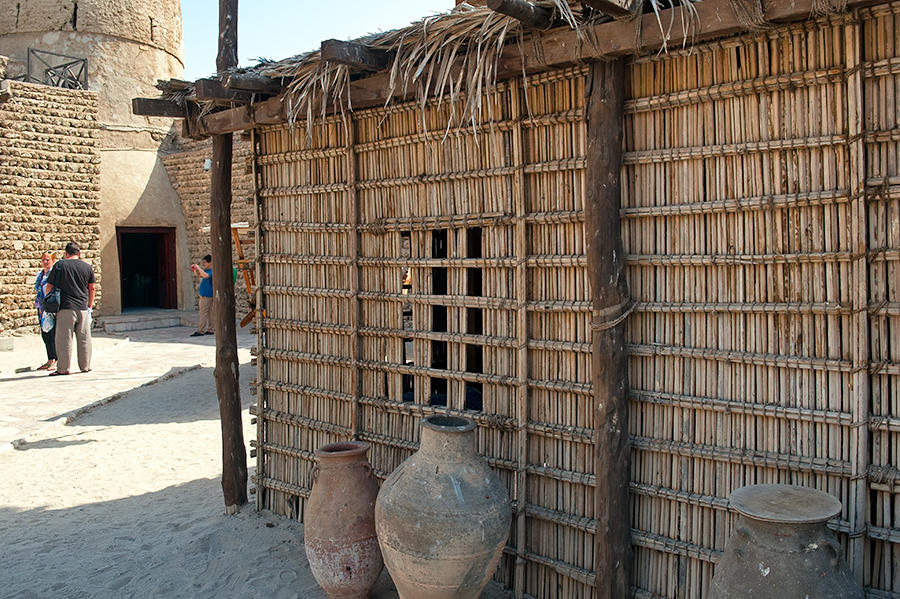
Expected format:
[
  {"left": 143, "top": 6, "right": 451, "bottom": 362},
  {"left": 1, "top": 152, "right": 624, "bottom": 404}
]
[
  {"left": 464, "top": 227, "right": 484, "bottom": 411},
  {"left": 430, "top": 229, "right": 449, "bottom": 407},
  {"left": 431, "top": 305, "right": 448, "bottom": 332},
  {"left": 465, "top": 343, "right": 484, "bottom": 411},
  {"left": 400, "top": 231, "right": 414, "bottom": 402},
  {"left": 466, "top": 307, "right": 483, "bottom": 335},
  {"left": 466, "top": 227, "right": 483, "bottom": 297}
]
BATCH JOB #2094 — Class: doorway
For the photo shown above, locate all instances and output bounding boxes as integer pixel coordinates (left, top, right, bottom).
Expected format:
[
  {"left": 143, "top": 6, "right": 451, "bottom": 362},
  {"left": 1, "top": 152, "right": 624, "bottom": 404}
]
[{"left": 117, "top": 227, "right": 177, "bottom": 310}]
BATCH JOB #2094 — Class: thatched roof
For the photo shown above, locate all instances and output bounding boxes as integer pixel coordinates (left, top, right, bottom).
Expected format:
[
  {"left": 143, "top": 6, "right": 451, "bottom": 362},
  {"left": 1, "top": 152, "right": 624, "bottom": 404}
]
[
  {"left": 158, "top": 0, "right": 703, "bottom": 133},
  {"left": 250, "top": 1, "right": 610, "bottom": 127}
]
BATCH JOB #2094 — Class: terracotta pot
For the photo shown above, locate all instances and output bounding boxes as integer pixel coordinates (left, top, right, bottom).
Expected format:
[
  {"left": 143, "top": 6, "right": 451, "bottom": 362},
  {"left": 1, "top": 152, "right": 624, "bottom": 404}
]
[
  {"left": 709, "top": 484, "right": 864, "bottom": 599},
  {"left": 305, "top": 441, "right": 383, "bottom": 599},
  {"left": 374, "top": 415, "right": 511, "bottom": 599}
]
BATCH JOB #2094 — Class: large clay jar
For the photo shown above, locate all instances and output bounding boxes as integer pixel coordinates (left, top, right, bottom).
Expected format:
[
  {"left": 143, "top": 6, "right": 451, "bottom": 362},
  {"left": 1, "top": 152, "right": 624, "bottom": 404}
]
[
  {"left": 305, "top": 441, "right": 383, "bottom": 599},
  {"left": 709, "top": 484, "right": 864, "bottom": 598},
  {"left": 374, "top": 415, "right": 511, "bottom": 599}
]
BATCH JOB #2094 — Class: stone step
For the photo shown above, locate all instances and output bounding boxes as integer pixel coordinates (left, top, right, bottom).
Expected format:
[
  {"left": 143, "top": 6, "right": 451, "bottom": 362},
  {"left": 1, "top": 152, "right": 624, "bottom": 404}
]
[
  {"left": 103, "top": 316, "right": 182, "bottom": 333},
  {"left": 95, "top": 310, "right": 198, "bottom": 334}
]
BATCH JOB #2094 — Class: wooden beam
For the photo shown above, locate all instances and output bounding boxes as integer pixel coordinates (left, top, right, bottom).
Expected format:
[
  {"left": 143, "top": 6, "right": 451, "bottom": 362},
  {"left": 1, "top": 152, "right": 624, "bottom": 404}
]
[
  {"left": 581, "top": 0, "right": 639, "bottom": 19},
  {"left": 222, "top": 71, "right": 284, "bottom": 95},
  {"left": 487, "top": 0, "right": 554, "bottom": 29},
  {"left": 320, "top": 39, "right": 393, "bottom": 72},
  {"left": 212, "top": 0, "right": 248, "bottom": 514},
  {"left": 200, "top": 104, "right": 251, "bottom": 135},
  {"left": 131, "top": 97, "right": 185, "bottom": 118},
  {"left": 585, "top": 58, "right": 631, "bottom": 599},
  {"left": 198, "top": 0, "right": 872, "bottom": 135},
  {"left": 195, "top": 77, "right": 253, "bottom": 103}
]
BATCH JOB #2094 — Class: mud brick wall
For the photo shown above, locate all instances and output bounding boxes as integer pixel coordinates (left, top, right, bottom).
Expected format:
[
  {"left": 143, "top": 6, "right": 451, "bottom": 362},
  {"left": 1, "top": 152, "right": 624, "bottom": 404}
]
[
  {"left": 163, "top": 136, "right": 256, "bottom": 318},
  {"left": 0, "top": 81, "right": 101, "bottom": 333}
]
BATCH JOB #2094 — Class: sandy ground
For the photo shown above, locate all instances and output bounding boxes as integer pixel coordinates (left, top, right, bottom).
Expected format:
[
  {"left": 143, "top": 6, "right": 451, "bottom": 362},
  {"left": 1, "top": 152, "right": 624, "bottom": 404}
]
[
  {"left": 0, "top": 338, "right": 512, "bottom": 598},
  {"left": 0, "top": 363, "right": 325, "bottom": 599}
]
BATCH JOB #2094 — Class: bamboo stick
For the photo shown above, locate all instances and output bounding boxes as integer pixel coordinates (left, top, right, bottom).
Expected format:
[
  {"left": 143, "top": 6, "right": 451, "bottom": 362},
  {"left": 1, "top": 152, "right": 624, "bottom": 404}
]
[{"left": 845, "top": 11, "right": 870, "bottom": 582}]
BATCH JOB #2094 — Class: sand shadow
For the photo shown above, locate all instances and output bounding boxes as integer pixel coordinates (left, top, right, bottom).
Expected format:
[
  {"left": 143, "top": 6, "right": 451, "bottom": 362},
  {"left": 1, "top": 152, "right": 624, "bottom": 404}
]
[
  {"left": 69, "top": 363, "right": 256, "bottom": 427},
  {"left": 0, "top": 476, "right": 320, "bottom": 599},
  {"left": 0, "top": 372, "right": 54, "bottom": 383},
  {"left": 16, "top": 437, "right": 94, "bottom": 451},
  {"left": 96, "top": 326, "right": 256, "bottom": 349}
]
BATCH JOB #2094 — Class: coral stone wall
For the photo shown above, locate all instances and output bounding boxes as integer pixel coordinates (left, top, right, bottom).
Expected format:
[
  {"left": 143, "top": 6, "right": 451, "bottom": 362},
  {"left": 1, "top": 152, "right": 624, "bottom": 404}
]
[
  {"left": 162, "top": 137, "right": 256, "bottom": 318},
  {"left": 0, "top": 81, "right": 101, "bottom": 332}
]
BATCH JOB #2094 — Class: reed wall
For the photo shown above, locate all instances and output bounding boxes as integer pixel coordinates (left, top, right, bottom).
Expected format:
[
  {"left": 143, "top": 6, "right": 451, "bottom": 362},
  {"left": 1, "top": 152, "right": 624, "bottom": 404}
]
[{"left": 254, "top": 5, "right": 900, "bottom": 598}]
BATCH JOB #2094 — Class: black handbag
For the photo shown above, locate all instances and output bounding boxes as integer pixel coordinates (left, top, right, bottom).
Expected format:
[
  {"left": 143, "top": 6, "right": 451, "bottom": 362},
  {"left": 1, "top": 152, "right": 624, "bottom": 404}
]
[{"left": 42, "top": 289, "right": 61, "bottom": 314}]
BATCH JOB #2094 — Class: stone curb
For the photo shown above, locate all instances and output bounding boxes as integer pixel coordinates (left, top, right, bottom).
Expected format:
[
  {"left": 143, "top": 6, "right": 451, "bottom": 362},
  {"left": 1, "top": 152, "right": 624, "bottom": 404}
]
[{"left": 0, "top": 363, "right": 207, "bottom": 454}]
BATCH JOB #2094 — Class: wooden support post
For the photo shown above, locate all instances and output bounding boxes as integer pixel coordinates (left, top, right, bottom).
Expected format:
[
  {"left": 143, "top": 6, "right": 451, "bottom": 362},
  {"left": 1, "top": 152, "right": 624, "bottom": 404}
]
[
  {"left": 581, "top": 0, "right": 640, "bottom": 19},
  {"left": 321, "top": 39, "right": 393, "bottom": 72},
  {"left": 585, "top": 58, "right": 631, "bottom": 599},
  {"left": 211, "top": 0, "right": 248, "bottom": 514},
  {"left": 131, "top": 97, "right": 185, "bottom": 118},
  {"left": 487, "top": 0, "right": 554, "bottom": 29}
]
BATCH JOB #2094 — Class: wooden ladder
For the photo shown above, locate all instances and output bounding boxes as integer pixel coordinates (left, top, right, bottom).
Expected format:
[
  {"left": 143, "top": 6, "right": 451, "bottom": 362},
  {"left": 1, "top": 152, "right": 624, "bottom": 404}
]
[{"left": 231, "top": 223, "right": 257, "bottom": 327}]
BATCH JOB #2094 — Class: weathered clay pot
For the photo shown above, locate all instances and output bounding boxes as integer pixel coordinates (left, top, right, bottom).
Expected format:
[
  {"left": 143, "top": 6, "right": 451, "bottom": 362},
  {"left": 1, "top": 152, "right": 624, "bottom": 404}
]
[
  {"left": 374, "top": 415, "right": 512, "bottom": 599},
  {"left": 305, "top": 441, "right": 383, "bottom": 599},
  {"left": 709, "top": 484, "right": 864, "bottom": 599}
]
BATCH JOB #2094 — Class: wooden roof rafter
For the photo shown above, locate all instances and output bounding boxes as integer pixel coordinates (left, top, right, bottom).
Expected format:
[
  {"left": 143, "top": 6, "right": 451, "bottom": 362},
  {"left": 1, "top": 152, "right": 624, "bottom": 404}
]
[
  {"left": 486, "top": 0, "right": 556, "bottom": 29},
  {"left": 222, "top": 71, "right": 286, "bottom": 95},
  {"left": 320, "top": 39, "right": 394, "bottom": 72},
  {"left": 580, "top": 0, "right": 641, "bottom": 19},
  {"left": 194, "top": 78, "right": 255, "bottom": 103},
  {"left": 131, "top": 97, "right": 186, "bottom": 118}
]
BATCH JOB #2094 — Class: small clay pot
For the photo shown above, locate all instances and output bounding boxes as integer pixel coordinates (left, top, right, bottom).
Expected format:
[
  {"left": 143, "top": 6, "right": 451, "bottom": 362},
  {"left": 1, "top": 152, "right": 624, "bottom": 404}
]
[
  {"left": 305, "top": 441, "right": 383, "bottom": 599},
  {"left": 375, "top": 415, "right": 512, "bottom": 599}
]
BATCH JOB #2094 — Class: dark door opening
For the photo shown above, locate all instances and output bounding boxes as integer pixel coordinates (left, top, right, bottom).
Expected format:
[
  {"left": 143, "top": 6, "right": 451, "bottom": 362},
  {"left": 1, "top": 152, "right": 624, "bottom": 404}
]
[{"left": 117, "top": 227, "right": 176, "bottom": 310}]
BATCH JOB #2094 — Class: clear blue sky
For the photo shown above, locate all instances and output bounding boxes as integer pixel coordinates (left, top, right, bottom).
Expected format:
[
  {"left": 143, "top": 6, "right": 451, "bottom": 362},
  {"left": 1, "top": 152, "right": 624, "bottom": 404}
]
[{"left": 180, "top": 1, "right": 452, "bottom": 80}]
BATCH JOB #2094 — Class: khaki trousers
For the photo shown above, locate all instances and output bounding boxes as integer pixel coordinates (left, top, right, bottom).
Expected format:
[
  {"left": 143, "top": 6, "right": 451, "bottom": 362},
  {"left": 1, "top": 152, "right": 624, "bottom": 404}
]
[
  {"left": 198, "top": 296, "right": 214, "bottom": 333},
  {"left": 55, "top": 309, "right": 92, "bottom": 373}
]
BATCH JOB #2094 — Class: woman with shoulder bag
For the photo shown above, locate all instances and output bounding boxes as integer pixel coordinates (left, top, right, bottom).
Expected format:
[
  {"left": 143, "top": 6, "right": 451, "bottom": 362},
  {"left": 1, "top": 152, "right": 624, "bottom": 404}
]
[{"left": 34, "top": 252, "right": 57, "bottom": 371}]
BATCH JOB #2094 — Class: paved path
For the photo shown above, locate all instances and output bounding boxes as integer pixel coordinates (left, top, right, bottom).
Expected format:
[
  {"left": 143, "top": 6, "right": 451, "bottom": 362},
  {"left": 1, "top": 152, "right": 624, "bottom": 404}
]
[{"left": 0, "top": 325, "right": 255, "bottom": 451}]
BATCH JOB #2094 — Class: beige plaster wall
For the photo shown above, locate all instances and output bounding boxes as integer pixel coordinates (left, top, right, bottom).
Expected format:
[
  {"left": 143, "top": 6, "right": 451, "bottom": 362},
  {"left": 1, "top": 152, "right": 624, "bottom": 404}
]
[{"left": 98, "top": 147, "right": 193, "bottom": 315}]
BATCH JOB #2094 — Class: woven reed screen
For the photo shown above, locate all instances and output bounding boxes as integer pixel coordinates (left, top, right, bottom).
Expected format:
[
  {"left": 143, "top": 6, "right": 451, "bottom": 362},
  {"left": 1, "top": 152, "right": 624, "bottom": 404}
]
[
  {"left": 254, "top": 67, "right": 594, "bottom": 598},
  {"left": 254, "top": 6, "right": 900, "bottom": 598},
  {"left": 624, "top": 15, "right": 864, "bottom": 597},
  {"left": 863, "top": 3, "right": 900, "bottom": 595}
]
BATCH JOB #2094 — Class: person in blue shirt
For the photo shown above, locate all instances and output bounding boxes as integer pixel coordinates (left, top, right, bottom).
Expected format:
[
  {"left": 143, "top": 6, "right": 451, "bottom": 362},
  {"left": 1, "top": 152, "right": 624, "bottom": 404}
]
[{"left": 190, "top": 254, "right": 214, "bottom": 337}]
